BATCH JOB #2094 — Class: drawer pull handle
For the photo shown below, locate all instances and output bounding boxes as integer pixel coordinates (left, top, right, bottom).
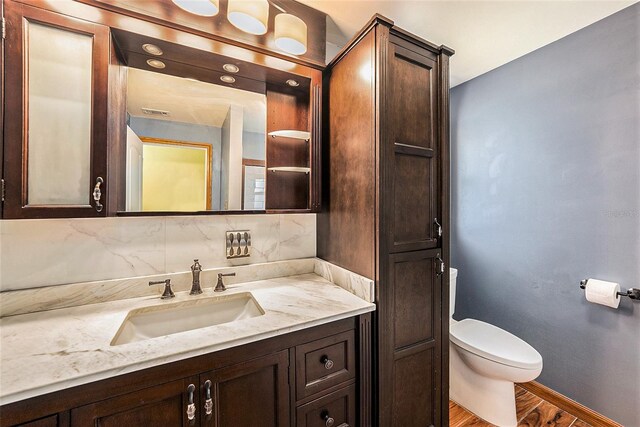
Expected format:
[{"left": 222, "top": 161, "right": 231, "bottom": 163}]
[
  {"left": 204, "top": 379, "right": 213, "bottom": 416},
  {"left": 321, "top": 410, "right": 335, "bottom": 427},
  {"left": 186, "top": 383, "right": 196, "bottom": 421},
  {"left": 320, "top": 355, "right": 334, "bottom": 370}
]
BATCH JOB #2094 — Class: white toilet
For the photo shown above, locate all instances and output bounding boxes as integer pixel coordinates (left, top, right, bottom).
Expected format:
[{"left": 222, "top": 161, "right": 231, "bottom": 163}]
[{"left": 449, "top": 268, "right": 543, "bottom": 427}]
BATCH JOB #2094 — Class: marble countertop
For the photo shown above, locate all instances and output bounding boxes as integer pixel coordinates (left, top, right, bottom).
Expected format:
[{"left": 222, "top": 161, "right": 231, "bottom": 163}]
[{"left": 0, "top": 273, "right": 375, "bottom": 405}]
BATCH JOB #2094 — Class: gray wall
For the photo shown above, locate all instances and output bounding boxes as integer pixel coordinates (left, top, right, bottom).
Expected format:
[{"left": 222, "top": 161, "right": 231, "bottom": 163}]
[
  {"left": 242, "top": 130, "right": 266, "bottom": 160},
  {"left": 450, "top": 5, "right": 639, "bottom": 425}
]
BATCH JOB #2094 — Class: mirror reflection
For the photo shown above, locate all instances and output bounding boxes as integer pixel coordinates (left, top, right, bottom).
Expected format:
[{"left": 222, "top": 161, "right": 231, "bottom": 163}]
[{"left": 125, "top": 68, "right": 267, "bottom": 212}]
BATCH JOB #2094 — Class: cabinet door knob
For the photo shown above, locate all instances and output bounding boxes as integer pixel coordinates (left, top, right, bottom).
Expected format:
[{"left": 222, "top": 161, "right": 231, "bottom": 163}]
[
  {"left": 204, "top": 379, "right": 213, "bottom": 416},
  {"left": 320, "top": 355, "right": 334, "bottom": 370},
  {"left": 93, "top": 177, "right": 104, "bottom": 212},
  {"left": 186, "top": 383, "right": 196, "bottom": 421},
  {"left": 321, "top": 410, "right": 335, "bottom": 427}
]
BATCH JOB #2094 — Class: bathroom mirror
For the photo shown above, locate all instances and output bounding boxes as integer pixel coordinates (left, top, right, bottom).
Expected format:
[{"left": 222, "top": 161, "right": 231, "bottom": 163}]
[
  {"left": 111, "top": 26, "right": 319, "bottom": 215},
  {"left": 125, "top": 69, "right": 267, "bottom": 212}
]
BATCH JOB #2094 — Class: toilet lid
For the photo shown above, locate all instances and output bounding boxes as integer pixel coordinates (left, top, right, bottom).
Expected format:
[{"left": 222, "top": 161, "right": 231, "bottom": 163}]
[{"left": 450, "top": 319, "right": 542, "bottom": 370}]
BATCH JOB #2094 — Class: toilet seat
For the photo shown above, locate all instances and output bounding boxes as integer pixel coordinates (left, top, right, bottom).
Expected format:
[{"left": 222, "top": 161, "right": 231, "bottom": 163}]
[{"left": 450, "top": 319, "right": 542, "bottom": 370}]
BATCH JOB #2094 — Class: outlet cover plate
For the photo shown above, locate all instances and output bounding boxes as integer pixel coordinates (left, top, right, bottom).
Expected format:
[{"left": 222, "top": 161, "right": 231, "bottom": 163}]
[{"left": 226, "top": 231, "right": 251, "bottom": 259}]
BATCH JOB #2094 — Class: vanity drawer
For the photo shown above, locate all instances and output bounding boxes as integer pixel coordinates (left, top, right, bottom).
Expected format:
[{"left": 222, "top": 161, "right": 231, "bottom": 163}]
[
  {"left": 296, "top": 384, "right": 356, "bottom": 427},
  {"left": 295, "top": 330, "right": 355, "bottom": 400}
]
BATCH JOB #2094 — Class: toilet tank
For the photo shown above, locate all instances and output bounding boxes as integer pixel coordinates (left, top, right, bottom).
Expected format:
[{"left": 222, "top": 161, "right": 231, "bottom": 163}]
[{"left": 449, "top": 268, "right": 458, "bottom": 318}]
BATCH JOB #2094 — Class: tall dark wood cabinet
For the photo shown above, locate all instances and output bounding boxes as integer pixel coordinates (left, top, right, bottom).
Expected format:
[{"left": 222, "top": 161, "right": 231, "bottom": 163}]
[{"left": 318, "top": 15, "right": 454, "bottom": 426}]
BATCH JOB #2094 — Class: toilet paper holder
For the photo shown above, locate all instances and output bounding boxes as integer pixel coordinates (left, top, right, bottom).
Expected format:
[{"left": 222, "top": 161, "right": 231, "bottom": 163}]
[{"left": 580, "top": 280, "right": 640, "bottom": 300}]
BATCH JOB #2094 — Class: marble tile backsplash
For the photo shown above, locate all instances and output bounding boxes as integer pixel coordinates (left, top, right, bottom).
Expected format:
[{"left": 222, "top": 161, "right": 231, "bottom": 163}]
[
  {"left": 0, "top": 214, "right": 316, "bottom": 291},
  {"left": 0, "top": 259, "right": 317, "bottom": 317}
]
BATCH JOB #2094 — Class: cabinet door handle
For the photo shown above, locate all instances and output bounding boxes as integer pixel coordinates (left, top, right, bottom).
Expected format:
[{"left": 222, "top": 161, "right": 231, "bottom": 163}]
[
  {"left": 320, "top": 355, "right": 334, "bottom": 370},
  {"left": 321, "top": 410, "right": 335, "bottom": 427},
  {"left": 204, "top": 379, "right": 213, "bottom": 416},
  {"left": 186, "top": 383, "right": 196, "bottom": 421},
  {"left": 436, "top": 256, "right": 445, "bottom": 275},
  {"left": 93, "top": 177, "right": 104, "bottom": 212},
  {"left": 434, "top": 218, "right": 443, "bottom": 238}
]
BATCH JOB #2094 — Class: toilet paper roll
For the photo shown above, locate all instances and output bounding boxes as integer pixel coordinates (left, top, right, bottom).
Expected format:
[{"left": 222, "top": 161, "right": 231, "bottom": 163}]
[{"left": 584, "top": 278, "right": 621, "bottom": 309}]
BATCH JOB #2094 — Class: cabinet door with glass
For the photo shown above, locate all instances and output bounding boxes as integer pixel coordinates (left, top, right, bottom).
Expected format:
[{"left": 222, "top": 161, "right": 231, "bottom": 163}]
[{"left": 3, "top": 1, "right": 109, "bottom": 218}]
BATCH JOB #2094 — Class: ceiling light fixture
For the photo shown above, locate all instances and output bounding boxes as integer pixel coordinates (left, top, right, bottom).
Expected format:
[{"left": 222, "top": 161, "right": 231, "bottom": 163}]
[
  {"left": 169, "top": 0, "right": 308, "bottom": 57},
  {"left": 274, "top": 14, "right": 307, "bottom": 55},
  {"left": 223, "top": 63, "right": 240, "bottom": 73},
  {"left": 142, "top": 43, "right": 163, "bottom": 56},
  {"left": 146, "top": 59, "right": 166, "bottom": 69},
  {"left": 171, "top": 0, "right": 219, "bottom": 17},
  {"left": 227, "top": 0, "right": 269, "bottom": 35},
  {"left": 220, "top": 75, "right": 236, "bottom": 83},
  {"left": 285, "top": 79, "right": 299, "bottom": 87}
]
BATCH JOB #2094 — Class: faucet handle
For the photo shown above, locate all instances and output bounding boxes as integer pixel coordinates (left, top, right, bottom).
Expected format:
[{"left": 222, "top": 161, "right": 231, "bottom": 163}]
[
  {"left": 215, "top": 273, "right": 236, "bottom": 292},
  {"left": 149, "top": 279, "right": 175, "bottom": 299}
]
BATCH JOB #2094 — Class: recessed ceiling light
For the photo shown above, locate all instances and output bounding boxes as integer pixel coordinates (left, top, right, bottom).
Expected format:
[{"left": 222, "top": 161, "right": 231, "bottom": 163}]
[
  {"left": 141, "top": 107, "right": 170, "bottom": 117},
  {"left": 147, "top": 59, "right": 166, "bottom": 69},
  {"left": 142, "top": 43, "right": 163, "bottom": 56},
  {"left": 223, "top": 63, "right": 240, "bottom": 73},
  {"left": 286, "top": 79, "right": 299, "bottom": 87},
  {"left": 220, "top": 75, "right": 236, "bottom": 83}
]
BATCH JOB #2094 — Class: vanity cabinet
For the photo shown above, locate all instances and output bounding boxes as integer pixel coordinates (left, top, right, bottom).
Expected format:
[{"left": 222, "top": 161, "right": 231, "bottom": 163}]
[
  {"left": 3, "top": 1, "right": 111, "bottom": 218},
  {"left": 318, "top": 16, "right": 453, "bottom": 426},
  {"left": 72, "top": 377, "right": 200, "bottom": 426},
  {"left": 200, "top": 351, "right": 290, "bottom": 427},
  {"left": 0, "top": 316, "right": 369, "bottom": 427},
  {"left": 72, "top": 352, "right": 289, "bottom": 427}
]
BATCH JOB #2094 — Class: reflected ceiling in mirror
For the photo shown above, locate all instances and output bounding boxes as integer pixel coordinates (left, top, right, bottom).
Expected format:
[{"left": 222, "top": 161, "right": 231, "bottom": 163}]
[{"left": 125, "top": 69, "right": 267, "bottom": 213}]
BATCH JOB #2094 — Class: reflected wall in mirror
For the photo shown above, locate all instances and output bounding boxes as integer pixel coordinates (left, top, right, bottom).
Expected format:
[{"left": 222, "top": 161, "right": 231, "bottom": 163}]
[{"left": 125, "top": 69, "right": 266, "bottom": 212}]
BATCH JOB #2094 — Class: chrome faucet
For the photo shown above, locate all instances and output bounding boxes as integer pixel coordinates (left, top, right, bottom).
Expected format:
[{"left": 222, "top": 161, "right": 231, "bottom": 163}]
[
  {"left": 214, "top": 273, "right": 236, "bottom": 292},
  {"left": 190, "top": 259, "right": 203, "bottom": 295},
  {"left": 149, "top": 279, "right": 175, "bottom": 299}
]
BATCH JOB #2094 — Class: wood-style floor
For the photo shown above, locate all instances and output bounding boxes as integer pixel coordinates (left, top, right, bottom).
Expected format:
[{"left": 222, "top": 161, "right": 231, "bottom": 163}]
[{"left": 450, "top": 385, "right": 593, "bottom": 427}]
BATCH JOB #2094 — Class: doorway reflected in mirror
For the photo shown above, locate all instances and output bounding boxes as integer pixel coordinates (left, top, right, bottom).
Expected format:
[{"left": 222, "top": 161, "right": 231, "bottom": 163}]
[{"left": 125, "top": 68, "right": 266, "bottom": 212}]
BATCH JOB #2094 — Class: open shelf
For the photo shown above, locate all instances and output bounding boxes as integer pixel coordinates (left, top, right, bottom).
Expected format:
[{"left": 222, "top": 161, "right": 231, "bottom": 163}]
[
  {"left": 268, "top": 166, "right": 310, "bottom": 174},
  {"left": 268, "top": 130, "right": 311, "bottom": 141}
]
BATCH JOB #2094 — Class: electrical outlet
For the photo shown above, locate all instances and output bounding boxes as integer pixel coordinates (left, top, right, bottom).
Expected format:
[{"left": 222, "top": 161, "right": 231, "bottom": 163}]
[{"left": 226, "top": 231, "right": 251, "bottom": 259}]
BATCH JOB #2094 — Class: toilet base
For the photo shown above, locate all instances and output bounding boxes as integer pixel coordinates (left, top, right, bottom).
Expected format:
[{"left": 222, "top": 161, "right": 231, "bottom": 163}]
[{"left": 450, "top": 343, "right": 518, "bottom": 427}]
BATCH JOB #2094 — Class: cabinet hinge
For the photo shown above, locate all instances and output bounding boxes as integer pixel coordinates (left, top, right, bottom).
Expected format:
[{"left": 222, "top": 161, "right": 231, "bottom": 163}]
[{"left": 1, "top": 179, "right": 5, "bottom": 202}]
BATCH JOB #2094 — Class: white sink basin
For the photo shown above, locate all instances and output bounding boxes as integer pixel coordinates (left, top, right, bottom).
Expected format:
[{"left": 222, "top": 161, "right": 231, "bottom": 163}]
[{"left": 111, "top": 292, "right": 264, "bottom": 346}]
